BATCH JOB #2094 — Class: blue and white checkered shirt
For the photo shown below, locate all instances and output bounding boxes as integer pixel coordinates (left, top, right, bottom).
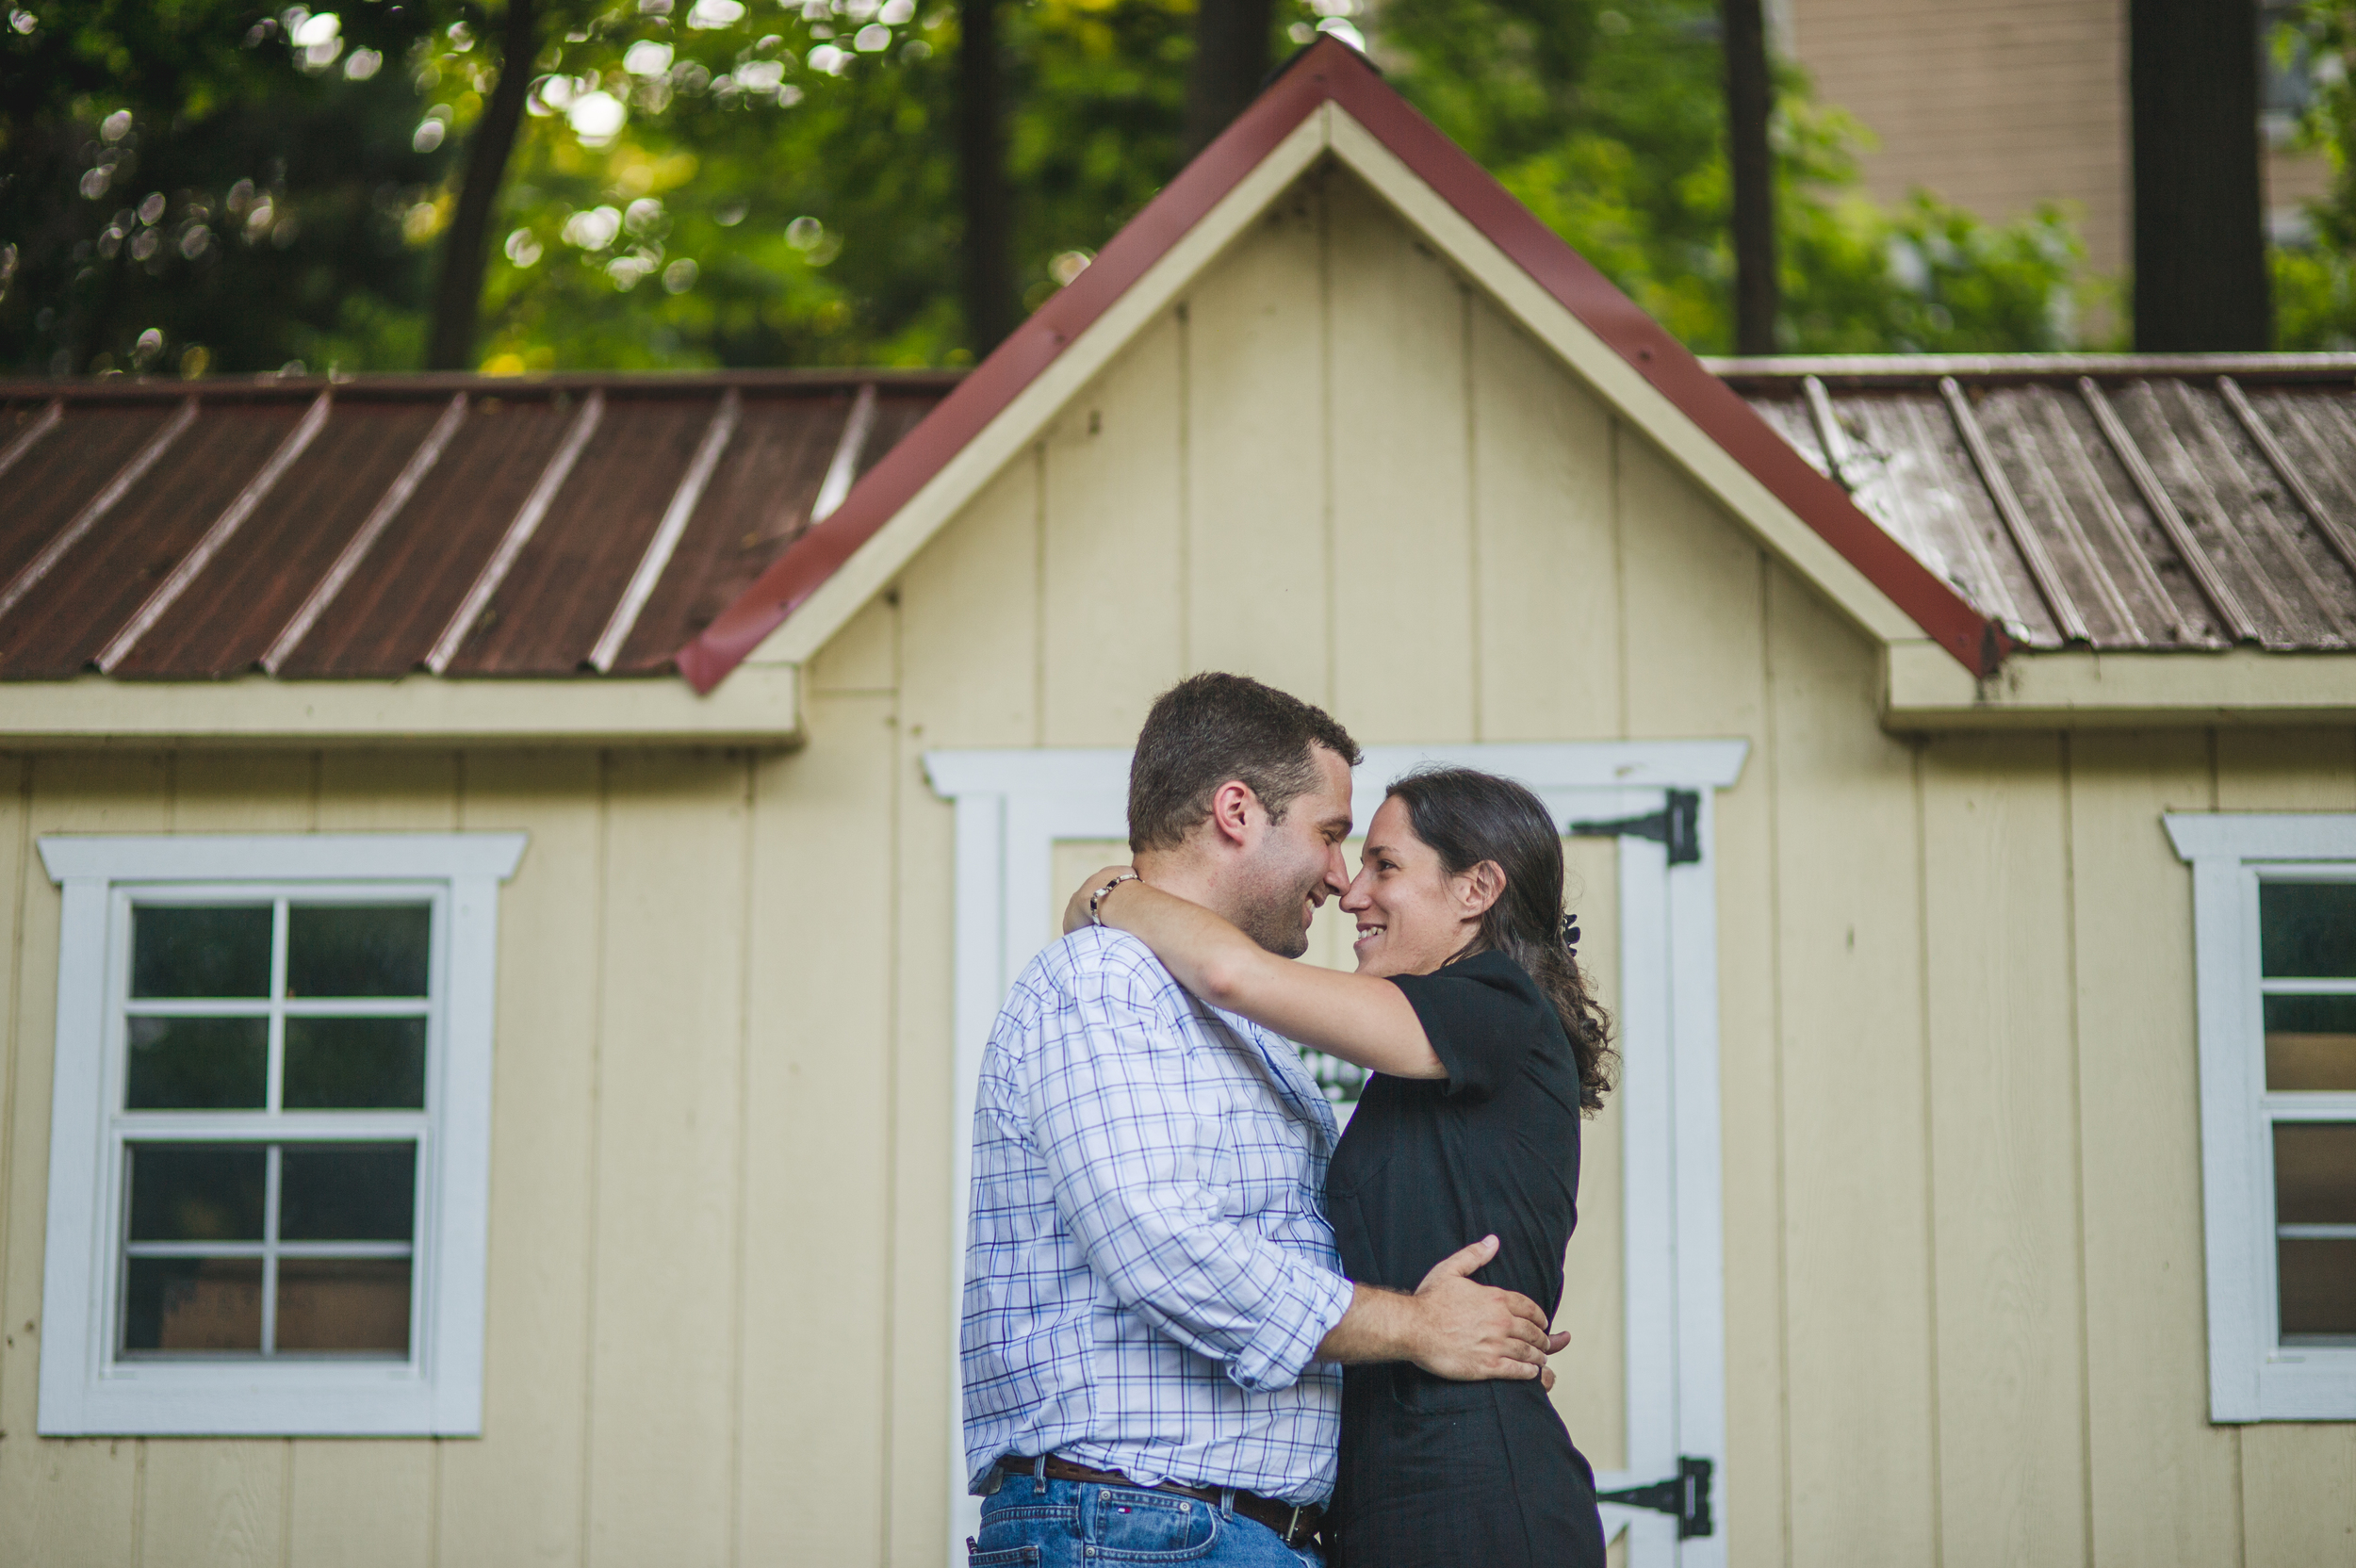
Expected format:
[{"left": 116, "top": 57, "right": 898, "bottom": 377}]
[{"left": 960, "top": 925, "right": 1355, "bottom": 1507}]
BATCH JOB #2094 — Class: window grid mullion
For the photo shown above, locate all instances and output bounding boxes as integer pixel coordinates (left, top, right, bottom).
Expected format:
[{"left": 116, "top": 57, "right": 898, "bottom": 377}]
[
  {"left": 261, "top": 1143, "right": 282, "bottom": 1356},
  {"left": 267, "top": 898, "right": 288, "bottom": 1116}
]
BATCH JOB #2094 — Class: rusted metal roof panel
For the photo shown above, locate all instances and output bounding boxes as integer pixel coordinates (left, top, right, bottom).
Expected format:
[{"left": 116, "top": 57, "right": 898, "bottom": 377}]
[
  {"left": 0, "top": 372, "right": 953, "bottom": 681},
  {"left": 1, "top": 400, "right": 305, "bottom": 677},
  {"left": 1716, "top": 354, "right": 2356, "bottom": 650},
  {"left": 110, "top": 399, "right": 451, "bottom": 678},
  {"left": 607, "top": 387, "right": 862, "bottom": 674}
]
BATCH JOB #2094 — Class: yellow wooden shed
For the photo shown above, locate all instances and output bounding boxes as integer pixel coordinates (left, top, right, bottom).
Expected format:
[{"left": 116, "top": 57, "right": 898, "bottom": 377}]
[{"left": 4, "top": 38, "right": 2355, "bottom": 1568}]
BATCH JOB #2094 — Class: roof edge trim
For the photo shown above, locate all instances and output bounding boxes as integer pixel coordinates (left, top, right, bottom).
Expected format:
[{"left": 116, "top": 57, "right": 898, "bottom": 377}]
[
  {"left": 0, "top": 665, "right": 802, "bottom": 747},
  {"left": 1882, "top": 642, "right": 2356, "bottom": 730}
]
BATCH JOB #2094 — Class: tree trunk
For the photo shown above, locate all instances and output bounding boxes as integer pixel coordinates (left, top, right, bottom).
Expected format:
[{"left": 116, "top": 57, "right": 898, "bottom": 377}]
[
  {"left": 959, "top": 0, "right": 1016, "bottom": 353},
  {"left": 1186, "top": 0, "right": 1275, "bottom": 155},
  {"left": 427, "top": 0, "right": 538, "bottom": 370},
  {"left": 1723, "top": 0, "right": 1777, "bottom": 355},
  {"left": 2131, "top": 0, "right": 2269, "bottom": 350}
]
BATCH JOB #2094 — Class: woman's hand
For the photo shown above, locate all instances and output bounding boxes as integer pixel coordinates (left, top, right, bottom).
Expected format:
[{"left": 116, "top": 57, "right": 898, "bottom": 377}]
[{"left": 1063, "top": 865, "right": 1137, "bottom": 935}]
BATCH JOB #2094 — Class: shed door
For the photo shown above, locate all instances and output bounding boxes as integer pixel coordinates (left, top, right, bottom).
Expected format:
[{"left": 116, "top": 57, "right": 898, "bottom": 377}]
[{"left": 929, "top": 743, "right": 1742, "bottom": 1568}]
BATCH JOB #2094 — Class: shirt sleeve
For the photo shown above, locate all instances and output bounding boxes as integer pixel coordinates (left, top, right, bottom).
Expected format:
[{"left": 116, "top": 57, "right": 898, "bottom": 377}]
[
  {"left": 1026, "top": 946, "right": 1354, "bottom": 1393},
  {"left": 1387, "top": 957, "right": 1549, "bottom": 1104}
]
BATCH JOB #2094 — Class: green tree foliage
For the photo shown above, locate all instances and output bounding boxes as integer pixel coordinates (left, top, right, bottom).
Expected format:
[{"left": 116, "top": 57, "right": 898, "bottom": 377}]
[
  {"left": 446, "top": 0, "right": 1192, "bottom": 368},
  {"left": 3, "top": 0, "right": 2085, "bottom": 375},
  {"left": 0, "top": 1, "right": 452, "bottom": 375},
  {"left": 2274, "top": 2, "right": 2356, "bottom": 348},
  {"left": 1373, "top": 0, "right": 2081, "bottom": 354}
]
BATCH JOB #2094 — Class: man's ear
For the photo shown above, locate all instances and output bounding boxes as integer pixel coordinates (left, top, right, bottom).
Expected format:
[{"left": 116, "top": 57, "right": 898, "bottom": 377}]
[
  {"left": 1457, "top": 860, "right": 1506, "bottom": 920},
  {"left": 1205, "top": 780, "right": 1260, "bottom": 849}
]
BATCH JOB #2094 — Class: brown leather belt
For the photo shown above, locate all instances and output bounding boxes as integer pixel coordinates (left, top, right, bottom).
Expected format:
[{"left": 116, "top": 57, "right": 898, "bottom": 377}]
[{"left": 993, "top": 1455, "right": 1325, "bottom": 1547}]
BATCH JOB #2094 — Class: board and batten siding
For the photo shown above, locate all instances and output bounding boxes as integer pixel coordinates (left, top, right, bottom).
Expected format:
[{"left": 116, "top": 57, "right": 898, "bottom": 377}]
[{"left": 5, "top": 160, "right": 2354, "bottom": 1565}]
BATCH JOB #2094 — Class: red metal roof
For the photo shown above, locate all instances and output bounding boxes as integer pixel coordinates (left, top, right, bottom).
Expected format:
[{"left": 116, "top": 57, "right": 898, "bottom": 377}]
[
  {"left": 0, "top": 372, "right": 952, "bottom": 679},
  {"left": 673, "top": 37, "right": 2012, "bottom": 691}
]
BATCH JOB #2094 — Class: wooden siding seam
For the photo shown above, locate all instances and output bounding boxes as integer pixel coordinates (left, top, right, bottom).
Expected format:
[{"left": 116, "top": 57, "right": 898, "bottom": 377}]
[
  {"left": 132, "top": 1437, "right": 149, "bottom": 1563},
  {"left": 277, "top": 1437, "right": 294, "bottom": 1568},
  {"left": 2231, "top": 1422, "right": 2249, "bottom": 1566},
  {"left": 1909, "top": 742, "right": 1950, "bottom": 1566},
  {"left": 1176, "top": 304, "right": 1194, "bottom": 675},
  {"left": 428, "top": 1438, "right": 445, "bottom": 1568},
  {"left": 1759, "top": 562, "right": 1796, "bottom": 1568},
  {"left": 1462, "top": 285, "right": 1484, "bottom": 743},
  {"left": 1032, "top": 444, "right": 1048, "bottom": 749},
  {"left": 1318, "top": 174, "right": 1339, "bottom": 711},
  {"left": 880, "top": 638, "right": 906, "bottom": 1562},
  {"left": 2059, "top": 732, "right": 2100, "bottom": 1568},
  {"left": 728, "top": 753, "right": 755, "bottom": 1568},
  {"left": 1612, "top": 426, "right": 1631, "bottom": 741},
  {"left": 575, "top": 750, "right": 613, "bottom": 1568},
  {"left": 0, "top": 757, "right": 27, "bottom": 1430}
]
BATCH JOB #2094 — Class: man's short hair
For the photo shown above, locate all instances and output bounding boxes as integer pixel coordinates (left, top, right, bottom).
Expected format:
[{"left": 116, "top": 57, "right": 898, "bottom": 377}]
[{"left": 1127, "top": 674, "right": 1363, "bottom": 853}]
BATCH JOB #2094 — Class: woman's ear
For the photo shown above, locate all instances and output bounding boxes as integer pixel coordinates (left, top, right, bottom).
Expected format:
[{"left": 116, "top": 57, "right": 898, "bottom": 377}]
[{"left": 1457, "top": 860, "right": 1506, "bottom": 920}]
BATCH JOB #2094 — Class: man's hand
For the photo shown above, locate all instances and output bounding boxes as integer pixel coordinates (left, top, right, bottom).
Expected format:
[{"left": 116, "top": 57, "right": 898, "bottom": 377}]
[
  {"left": 1404, "top": 1235, "right": 1569, "bottom": 1380},
  {"left": 1063, "top": 865, "right": 1137, "bottom": 936},
  {"left": 1315, "top": 1235, "right": 1570, "bottom": 1381}
]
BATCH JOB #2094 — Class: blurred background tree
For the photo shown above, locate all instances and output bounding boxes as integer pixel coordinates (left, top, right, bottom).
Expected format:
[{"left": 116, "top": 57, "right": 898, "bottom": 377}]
[
  {"left": 2276, "top": 1, "right": 2356, "bottom": 347},
  {"left": 0, "top": 0, "right": 452, "bottom": 375},
  {"left": 3, "top": 0, "right": 2091, "bottom": 377}
]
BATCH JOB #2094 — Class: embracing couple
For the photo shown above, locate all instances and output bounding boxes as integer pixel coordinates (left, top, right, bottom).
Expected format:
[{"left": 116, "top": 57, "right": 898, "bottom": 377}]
[{"left": 961, "top": 673, "right": 1613, "bottom": 1568}]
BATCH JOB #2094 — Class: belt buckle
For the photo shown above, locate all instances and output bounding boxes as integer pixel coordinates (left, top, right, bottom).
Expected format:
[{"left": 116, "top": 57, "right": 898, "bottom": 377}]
[{"left": 1284, "top": 1505, "right": 1306, "bottom": 1545}]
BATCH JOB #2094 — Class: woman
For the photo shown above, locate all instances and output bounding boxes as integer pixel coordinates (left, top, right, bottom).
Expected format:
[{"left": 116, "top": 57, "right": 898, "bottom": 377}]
[{"left": 1063, "top": 766, "right": 1612, "bottom": 1568}]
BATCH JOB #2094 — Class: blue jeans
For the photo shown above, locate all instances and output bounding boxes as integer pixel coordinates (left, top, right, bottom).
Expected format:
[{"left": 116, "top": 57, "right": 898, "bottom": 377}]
[{"left": 970, "top": 1471, "right": 1325, "bottom": 1568}]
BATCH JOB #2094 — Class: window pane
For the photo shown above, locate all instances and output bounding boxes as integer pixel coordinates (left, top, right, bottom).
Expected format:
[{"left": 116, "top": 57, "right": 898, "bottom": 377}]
[
  {"left": 275, "top": 1258, "right": 411, "bottom": 1354},
  {"left": 122, "top": 1256, "right": 262, "bottom": 1353},
  {"left": 131, "top": 905, "right": 271, "bottom": 999},
  {"left": 279, "top": 1144, "right": 416, "bottom": 1241},
  {"left": 286, "top": 905, "right": 429, "bottom": 998},
  {"left": 125, "top": 1016, "right": 267, "bottom": 1109},
  {"left": 2279, "top": 1239, "right": 2356, "bottom": 1342},
  {"left": 126, "top": 1144, "right": 265, "bottom": 1241},
  {"left": 2275, "top": 1122, "right": 2356, "bottom": 1225},
  {"left": 2266, "top": 994, "right": 2356, "bottom": 1091},
  {"left": 2260, "top": 882, "right": 2356, "bottom": 978},
  {"left": 284, "top": 1016, "right": 426, "bottom": 1109}
]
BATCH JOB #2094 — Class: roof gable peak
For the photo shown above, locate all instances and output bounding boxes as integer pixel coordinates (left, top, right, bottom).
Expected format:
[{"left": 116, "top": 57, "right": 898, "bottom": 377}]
[{"left": 675, "top": 38, "right": 2004, "bottom": 692}]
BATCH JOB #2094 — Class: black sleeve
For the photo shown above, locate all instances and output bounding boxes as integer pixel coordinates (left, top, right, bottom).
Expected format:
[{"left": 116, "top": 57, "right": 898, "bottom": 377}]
[{"left": 1386, "top": 956, "right": 1549, "bottom": 1103}]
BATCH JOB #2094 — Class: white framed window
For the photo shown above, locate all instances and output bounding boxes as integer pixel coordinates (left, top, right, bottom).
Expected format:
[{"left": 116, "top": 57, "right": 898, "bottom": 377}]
[
  {"left": 36, "top": 834, "right": 525, "bottom": 1437},
  {"left": 2168, "top": 813, "right": 2356, "bottom": 1422}
]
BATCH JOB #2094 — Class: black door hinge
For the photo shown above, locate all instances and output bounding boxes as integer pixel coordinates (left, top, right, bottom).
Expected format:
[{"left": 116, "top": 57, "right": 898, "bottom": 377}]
[
  {"left": 1567, "top": 788, "right": 1701, "bottom": 865},
  {"left": 1597, "top": 1455, "right": 1713, "bottom": 1539}
]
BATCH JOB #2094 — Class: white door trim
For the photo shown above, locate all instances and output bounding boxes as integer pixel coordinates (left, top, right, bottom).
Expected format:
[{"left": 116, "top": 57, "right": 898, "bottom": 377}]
[{"left": 925, "top": 741, "right": 1746, "bottom": 1568}]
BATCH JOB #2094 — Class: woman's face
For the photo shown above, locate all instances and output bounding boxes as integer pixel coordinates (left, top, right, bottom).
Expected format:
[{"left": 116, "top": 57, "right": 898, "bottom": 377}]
[{"left": 1340, "top": 796, "right": 1495, "bottom": 978}]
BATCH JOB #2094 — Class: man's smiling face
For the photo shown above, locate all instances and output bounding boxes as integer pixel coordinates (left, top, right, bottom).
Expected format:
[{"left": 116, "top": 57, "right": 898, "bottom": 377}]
[{"left": 1228, "top": 743, "right": 1355, "bottom": 957}]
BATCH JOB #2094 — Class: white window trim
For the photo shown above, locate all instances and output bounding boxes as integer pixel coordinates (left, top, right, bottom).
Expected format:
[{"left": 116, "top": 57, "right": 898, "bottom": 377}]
[
  {"left": 2166, "top": 812, "right": 2356, "bottom": 1422},
  {"left": 36, "top": 833, "right": 526, "bottom": 1437},
  {"left": 924, "top": 741, "right": 1747, "bottom": 1568}
]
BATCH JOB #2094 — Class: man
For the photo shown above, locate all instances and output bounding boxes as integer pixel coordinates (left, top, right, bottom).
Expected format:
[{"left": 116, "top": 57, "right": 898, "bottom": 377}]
[{"left": 961, "top": 673, "right": 1562, "bottom": 1566}]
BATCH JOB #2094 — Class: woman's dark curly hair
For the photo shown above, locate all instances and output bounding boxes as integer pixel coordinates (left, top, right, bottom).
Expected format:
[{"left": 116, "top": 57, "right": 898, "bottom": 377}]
[{"left": 1385, "top": 766, "right": 1616, "bottom": 1113}]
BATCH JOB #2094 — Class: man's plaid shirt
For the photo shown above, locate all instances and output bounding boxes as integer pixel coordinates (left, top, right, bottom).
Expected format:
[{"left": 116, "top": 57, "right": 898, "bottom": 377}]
[{"left": 960, "top": 925, "right": 1355, "bottom": 1507}]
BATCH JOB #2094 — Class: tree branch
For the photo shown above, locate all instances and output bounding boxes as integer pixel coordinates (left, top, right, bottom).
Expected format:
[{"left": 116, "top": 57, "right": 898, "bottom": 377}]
[{"left": 428, "top": 0, "right": 538, "bottom": 370}]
